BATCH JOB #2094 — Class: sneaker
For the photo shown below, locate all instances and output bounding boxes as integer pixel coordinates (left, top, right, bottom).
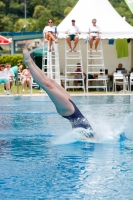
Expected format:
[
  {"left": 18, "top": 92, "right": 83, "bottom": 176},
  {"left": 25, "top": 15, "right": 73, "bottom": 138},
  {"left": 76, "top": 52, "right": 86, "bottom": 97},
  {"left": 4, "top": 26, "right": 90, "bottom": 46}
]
[{"left": 6, "top": 90, "right": 10, "bottom": 95}]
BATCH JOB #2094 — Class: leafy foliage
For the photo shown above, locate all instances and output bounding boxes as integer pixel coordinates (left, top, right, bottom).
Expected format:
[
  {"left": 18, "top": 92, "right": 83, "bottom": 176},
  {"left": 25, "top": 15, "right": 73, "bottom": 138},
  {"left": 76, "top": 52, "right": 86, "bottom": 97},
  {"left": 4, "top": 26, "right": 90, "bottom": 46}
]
[
  {"left": 0, "top": 0, "right": 133, "bottom": 31},
  {"left": 109, "top": 0, "right": 133, "bottom": 25},
  {"left": 0, "top": 54, "right": 23, "bottom": 66}
]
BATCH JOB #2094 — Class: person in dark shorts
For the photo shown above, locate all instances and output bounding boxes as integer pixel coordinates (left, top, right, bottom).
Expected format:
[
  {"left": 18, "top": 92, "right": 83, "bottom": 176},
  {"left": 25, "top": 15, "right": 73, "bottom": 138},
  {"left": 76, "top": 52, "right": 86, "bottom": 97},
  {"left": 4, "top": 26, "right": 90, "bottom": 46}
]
[
  {"left": 23, "top": 47, "right": 94, "bottom": 137},
  {"left": 65, "top": 20, "right": 81, "bottom": 52}
]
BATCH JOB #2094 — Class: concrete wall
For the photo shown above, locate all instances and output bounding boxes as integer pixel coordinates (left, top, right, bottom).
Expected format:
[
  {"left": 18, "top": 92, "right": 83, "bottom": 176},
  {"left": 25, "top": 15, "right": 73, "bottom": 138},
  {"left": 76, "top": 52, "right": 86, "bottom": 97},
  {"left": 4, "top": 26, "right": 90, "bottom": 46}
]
[{"left": 58, "top": 39, "right": 132, "bottom": 74}]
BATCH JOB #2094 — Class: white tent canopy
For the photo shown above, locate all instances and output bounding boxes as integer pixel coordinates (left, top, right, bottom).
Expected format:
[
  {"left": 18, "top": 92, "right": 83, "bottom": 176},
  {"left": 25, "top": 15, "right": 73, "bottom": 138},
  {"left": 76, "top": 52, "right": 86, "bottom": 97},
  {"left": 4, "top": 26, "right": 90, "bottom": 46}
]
[{"left": 57, "top": 0, "right": 133, "bottom": 39}]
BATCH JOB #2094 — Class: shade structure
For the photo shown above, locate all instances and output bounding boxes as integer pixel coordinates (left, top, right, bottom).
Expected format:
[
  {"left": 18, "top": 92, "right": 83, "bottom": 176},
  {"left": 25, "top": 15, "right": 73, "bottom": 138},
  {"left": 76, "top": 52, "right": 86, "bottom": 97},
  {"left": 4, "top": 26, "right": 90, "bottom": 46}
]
[
  {"left": 0, "top": 35, "right": 12, "bottom": 44},
  {"left": 57, "top": 0, "right": 133, "bottom": 39},
  {"left": 29, "top": 45, "right": 47, "bottom": 57}
]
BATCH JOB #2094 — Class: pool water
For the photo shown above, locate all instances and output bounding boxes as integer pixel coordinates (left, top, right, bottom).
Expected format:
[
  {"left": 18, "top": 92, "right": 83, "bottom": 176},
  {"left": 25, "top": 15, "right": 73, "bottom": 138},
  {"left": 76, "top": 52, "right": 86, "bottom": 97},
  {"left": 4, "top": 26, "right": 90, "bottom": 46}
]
[{"left": 0, "top": 95, "right": 133, "bottom": 199}]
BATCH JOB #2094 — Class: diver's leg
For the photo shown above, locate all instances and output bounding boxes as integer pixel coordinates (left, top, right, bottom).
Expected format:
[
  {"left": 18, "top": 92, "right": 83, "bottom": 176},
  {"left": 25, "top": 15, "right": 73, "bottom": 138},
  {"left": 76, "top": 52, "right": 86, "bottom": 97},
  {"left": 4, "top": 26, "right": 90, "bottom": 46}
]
[
  {"left": 23, "top": 47, "right": 71, "bottom": 100},
  {"left": 23, "top": 48, "right": 74, "bottom": 116}
]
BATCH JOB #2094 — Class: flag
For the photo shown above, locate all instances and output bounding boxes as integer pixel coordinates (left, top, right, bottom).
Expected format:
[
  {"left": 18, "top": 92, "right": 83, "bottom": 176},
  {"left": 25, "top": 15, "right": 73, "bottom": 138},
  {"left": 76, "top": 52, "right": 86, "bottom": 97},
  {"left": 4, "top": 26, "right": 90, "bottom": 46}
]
[{"left": 124, "top": 0, "right": 133, "bottom": 14}]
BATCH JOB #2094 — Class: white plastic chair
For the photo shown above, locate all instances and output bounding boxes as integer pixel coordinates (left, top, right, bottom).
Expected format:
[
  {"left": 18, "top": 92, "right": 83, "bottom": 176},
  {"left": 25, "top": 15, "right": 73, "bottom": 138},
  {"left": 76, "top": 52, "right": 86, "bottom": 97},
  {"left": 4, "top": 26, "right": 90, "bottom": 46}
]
[
  {"left": 30, "top": 78, "right": 39, "bottom": 95},
  {"left": 97, "top": 75, "right": 108, "bottom": 92},
  {"left": 113, "top": 72, "right": 128, "bottom": 92},
  {"left": 129, "top": 73, "right": 133, "bottom": 91}
]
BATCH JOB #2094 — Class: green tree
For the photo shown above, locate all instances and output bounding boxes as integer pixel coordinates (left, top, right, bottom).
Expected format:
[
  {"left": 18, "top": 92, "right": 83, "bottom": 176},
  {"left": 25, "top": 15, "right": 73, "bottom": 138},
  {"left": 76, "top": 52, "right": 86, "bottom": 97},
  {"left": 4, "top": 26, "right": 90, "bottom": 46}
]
[
  {"left": 64, "top": 6, "right": 72, "bottom": 17},
  {"left": 9, "top": 0, "right": 24, "bottom": 15},
  {"left": 0, "top": 1, "right": 5, "bottom": 13},
  {"left": 33, "top": 5, "right": 45, "bottom": 19},
  {"left": 35, "top": 9, "right": 52, "bottom": 30},
  {"left": 0, "top": 15, "right": 13, "bottom": 32},
  {"left": 46, "top": 0, "right": 77, "bottom": 19},
  {"left": 27, "top": 0, "right": 44, "bottom": 17},
  {"left": 14, "top": 20, "right": 24, "bottom": 32}
]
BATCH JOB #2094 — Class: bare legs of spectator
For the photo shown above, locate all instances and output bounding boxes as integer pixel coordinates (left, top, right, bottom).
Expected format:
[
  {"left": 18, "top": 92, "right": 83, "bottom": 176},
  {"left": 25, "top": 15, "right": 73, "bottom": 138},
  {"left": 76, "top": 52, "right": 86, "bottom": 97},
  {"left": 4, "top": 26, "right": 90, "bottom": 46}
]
[
  {"left": 73, "top": 36, "right": 79, "bottom": 51},
  {"left": 4, "top": 81, "right": 10, "bottom": 91},
  {"left": 95, "top": 37, "right": 99, "bottom": 50},
  {"left": 5, "top": 82, "right": 9, "bottom": 91},
  {"left": 66, "top": 35, "right": 79, "bottom": 52},
  {"left": 22, "top": 78, "right": 31, "bottom": 92},
  {"left": 45, "top": 32, "right": 58, "bottom": 51},
  {"left": 66, "top": 36, "right": 72, "bottom": 51},
  {"left": 89, "top": 36, "right": 99, "bottom": 50},
  {"left": 74, "top": 80, "right": 79, "bottom": 91},
  {"left": 9, "top": 80, "right": 13, "bottom": 89},
  {"left": 4, "top": 81, "right": 10, "bottom": 95}
]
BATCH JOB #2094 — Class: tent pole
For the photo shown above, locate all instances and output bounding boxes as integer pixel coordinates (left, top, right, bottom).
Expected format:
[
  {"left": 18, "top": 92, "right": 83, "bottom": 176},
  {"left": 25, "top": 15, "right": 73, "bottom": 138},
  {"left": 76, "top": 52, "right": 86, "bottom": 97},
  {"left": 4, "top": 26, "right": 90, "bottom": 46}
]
[
  {"left": 10, "top": 40, "right": 15, "bottom": 55},
  {"left": 131, "top": 39, "right": 133, "bottom": 66}
]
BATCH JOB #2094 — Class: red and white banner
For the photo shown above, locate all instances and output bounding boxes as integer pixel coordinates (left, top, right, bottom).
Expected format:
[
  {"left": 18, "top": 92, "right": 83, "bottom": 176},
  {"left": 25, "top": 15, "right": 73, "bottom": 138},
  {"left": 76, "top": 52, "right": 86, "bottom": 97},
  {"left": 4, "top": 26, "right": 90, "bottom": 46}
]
[{"left": 0, "top": 35, "right": 12, "bottom": 44}]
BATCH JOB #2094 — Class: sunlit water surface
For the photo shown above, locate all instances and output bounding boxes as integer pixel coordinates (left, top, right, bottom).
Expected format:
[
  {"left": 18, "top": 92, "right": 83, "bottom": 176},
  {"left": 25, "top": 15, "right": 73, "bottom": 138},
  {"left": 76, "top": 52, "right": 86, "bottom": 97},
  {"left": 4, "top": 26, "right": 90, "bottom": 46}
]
[{"left": 0, "top": 95, "right": 133, "bottom": 200}]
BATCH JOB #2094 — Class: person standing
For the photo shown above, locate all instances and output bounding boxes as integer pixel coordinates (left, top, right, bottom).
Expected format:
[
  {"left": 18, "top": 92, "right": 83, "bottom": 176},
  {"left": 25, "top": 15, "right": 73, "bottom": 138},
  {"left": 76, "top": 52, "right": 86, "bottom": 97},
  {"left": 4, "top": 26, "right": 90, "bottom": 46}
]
[
  {"left": 43, "top": 19, "right": 58, "bottom": 52},
  {"left": 65, "top": 19, "right": 81, "bottom": 52}
]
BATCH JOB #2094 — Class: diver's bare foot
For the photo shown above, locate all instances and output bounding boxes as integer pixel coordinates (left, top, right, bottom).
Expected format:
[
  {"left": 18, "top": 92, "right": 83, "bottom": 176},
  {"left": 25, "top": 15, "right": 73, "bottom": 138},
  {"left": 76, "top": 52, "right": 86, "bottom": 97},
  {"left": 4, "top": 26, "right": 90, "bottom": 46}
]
[{"left": 23, "top": 47, "right": 31, "bottom": 63}]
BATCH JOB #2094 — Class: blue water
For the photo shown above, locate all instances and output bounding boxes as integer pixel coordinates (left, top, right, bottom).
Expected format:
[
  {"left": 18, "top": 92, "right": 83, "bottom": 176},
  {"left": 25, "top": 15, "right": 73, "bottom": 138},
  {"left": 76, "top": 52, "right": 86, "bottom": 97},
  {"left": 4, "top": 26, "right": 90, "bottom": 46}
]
[{"left": 0, "top": 95, "right": 133, "bottom": 200}]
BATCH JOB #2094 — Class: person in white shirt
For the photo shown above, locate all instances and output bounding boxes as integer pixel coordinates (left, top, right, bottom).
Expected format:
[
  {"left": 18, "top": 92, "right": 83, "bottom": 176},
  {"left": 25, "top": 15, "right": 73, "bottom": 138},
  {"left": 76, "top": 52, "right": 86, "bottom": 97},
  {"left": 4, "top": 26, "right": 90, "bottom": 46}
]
[
  {"left": 0, "top": 64, "right": 10, "bottom": 95},
  {"left": 65, "top": 19, "right": 81, "bottom": 52},
  {"left": 4, "top": 64, "right": 14, "bottom": 89},
  {"left": 88, "top": 19, "right": 100, "bottom": 51},
  {"left": 43, "top": 19, "right": 58, "bottom": 52}
]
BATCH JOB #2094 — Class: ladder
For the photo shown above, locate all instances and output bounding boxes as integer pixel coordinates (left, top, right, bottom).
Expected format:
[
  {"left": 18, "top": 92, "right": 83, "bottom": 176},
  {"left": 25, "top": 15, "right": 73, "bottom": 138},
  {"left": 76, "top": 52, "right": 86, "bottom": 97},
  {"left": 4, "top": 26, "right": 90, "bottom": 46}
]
[
  {"left": 42, "top": 39, "right": 60, "bottom": 85},
  {"left": 64, "top": 38, "right": 85, "bottom": 93},
  {"left": 86, "top": 36, "right": 107, "bottom": 92}
]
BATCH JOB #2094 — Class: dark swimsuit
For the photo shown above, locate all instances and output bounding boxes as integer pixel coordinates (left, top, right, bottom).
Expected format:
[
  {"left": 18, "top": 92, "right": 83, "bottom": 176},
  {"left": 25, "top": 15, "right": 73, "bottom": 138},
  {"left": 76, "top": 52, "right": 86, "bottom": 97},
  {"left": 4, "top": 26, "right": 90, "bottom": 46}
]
[{"left": 62, "top": 100, "right": 93, "bottom": 136}]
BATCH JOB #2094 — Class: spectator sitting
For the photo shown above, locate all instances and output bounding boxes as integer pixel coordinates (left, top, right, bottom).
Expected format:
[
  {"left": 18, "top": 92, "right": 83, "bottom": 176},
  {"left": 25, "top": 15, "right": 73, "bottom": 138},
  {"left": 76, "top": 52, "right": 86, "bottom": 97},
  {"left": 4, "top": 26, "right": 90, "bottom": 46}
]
[
  {"left": 21, "top": 66, "right": 32, "bottom": 92},
  {"left": 73, "top": 63, "right": 86, "bottom": 90},
  {"left": 114, "top": 63, "right": 124, "bottom": 91},
  {"left": 0, "top": 64, "right": 10, "bottom": 95},
  {"left": 4, "top": 63, "right": 14, "bottom": 89},
  {"left": 129, "top": 66, "right": 133, "bottom": 73},
  {"left": 88, "top": 18, "right": 100, "bottom": 51},
  {"left": 11, "top": 66, "right": 18, "bottom": 77},
  {"left": 43, "top": 19, "right": 58, "bottom": 52},
  {"left": 112, "top": 63, "right": 123, "bottom": 74},
  {"left": 65, "top": 19, "right": 81, "bottom": 52},
  {"left": 117, "top": 63, "right": 123, "bottom": 70},
  {"left": 18, "top": 61, "right": 23, "bottom": 73},
  {"left": 129, "top": 66, "right": 133, "bottom": 90},
  {"left": 60, "top": 71, "right": 65, "bottom": 88}
]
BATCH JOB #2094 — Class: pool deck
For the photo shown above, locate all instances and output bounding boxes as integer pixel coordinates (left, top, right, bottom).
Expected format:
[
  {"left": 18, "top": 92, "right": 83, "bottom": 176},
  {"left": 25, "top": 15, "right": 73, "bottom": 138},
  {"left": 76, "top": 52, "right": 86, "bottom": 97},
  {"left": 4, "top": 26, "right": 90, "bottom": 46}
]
[{"left": 0, "top": 91, "right": 133, "bottom": 97}]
